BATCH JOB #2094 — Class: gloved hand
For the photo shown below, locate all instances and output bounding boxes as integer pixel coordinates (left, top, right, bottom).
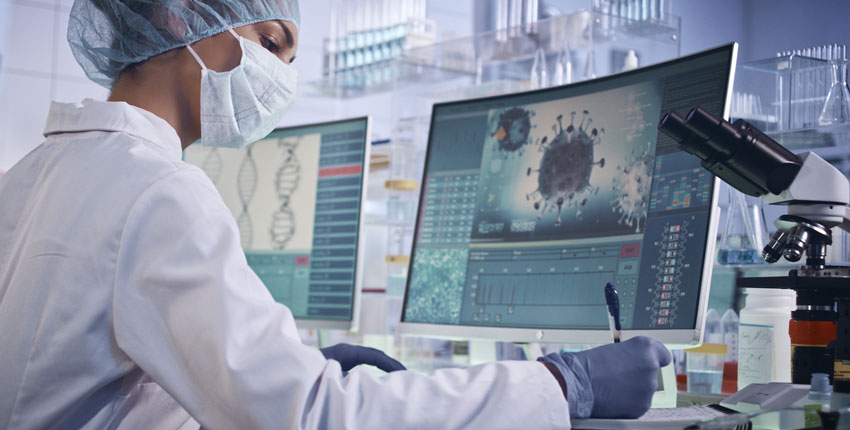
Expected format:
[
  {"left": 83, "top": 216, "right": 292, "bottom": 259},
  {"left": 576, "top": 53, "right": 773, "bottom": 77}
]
[
  {"left": 538, "top": 336, "right": 672, "bottom": 419},
  {"left": 320, "top": 343, "right": 407, "bottom": 373}
]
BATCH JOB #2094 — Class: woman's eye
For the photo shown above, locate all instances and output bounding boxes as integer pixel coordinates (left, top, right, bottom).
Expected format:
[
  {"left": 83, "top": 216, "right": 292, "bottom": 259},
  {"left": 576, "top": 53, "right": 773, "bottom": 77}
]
[{"left": 260, "top": 36, "right": 280, "bottom": 53}]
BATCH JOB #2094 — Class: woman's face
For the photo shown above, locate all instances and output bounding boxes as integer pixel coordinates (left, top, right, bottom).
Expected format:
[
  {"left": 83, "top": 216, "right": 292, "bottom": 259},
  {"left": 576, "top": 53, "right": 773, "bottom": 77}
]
[{"left": 177, "top": 19, "right": 298, "bottom": 146}]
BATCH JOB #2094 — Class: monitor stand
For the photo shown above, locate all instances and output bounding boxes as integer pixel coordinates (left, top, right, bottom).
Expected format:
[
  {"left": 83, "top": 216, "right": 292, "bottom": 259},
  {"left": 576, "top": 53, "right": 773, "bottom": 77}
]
[
  {"left": 468, "top": 339, "right": 498, "bottom": 365},
  {"left": 522, "top": 342, "right": 545, "bottom": 361},
  {"left": 317, "top": 329, "right": 333, "bottom": 349},
  {"left": 468, "top": 340, "right": 545, "bottom": 366}
]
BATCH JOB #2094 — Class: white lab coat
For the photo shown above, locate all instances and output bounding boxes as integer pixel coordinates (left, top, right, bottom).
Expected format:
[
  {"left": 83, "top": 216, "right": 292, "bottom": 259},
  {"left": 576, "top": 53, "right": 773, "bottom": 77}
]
[{"left": 0, "top": 100, "right": 571, "bottom": 429}]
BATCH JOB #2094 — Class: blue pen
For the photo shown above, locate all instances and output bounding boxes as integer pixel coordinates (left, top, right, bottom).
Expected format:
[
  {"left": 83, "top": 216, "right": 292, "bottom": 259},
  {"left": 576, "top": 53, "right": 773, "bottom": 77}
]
[{"left": 604, "top": 282, "right": 621, "bottom": 343}]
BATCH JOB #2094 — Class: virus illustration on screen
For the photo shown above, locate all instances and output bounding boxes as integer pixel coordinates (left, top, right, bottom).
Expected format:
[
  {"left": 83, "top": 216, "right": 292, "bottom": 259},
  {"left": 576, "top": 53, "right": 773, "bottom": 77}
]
[
  {"left": 611, "top": 142, "right": 653, "bottom": 233},
  {"left": 527, "top": 110, "right": 605, "bottom": 226},
  {"left": 491, "top": 107, "right": 535, "bottom": 157}
]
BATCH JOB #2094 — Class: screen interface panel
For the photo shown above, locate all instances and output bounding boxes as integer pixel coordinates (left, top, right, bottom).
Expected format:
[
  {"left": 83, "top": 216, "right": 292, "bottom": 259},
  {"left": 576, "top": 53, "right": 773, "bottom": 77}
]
[
  {"left": 402, "top": 46, "right": 734, "bottom": 331},
  {"left": 184, "top": 118, "right": 368, "bottom": 321}
]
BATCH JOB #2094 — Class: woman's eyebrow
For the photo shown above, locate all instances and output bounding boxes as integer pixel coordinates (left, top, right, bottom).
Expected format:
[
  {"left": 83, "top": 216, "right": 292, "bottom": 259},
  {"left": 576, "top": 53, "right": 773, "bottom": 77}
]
[{"left": 275, "top": 20, "right": 295, "bottom": 49}]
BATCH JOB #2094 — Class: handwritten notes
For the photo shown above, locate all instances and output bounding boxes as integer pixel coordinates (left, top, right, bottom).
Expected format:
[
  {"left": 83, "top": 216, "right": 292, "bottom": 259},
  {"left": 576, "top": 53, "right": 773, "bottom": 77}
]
[{"left": 738, "top": 324, "right": 774, "bottom": 387}]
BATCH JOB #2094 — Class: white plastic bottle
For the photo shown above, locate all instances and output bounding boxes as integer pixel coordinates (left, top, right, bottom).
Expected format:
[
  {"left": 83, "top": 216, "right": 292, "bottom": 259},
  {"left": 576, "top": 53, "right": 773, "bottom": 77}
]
[
  {"left": 738, "top": 288, "right": 797, "bottom": 390},
  {"left": 621, "top": 49, "right": 639, "bottom": 72}
]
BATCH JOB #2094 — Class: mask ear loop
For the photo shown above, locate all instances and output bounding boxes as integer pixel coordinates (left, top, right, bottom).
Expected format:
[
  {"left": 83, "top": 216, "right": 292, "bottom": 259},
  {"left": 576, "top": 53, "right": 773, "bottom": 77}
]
[
  {"left": 227, "top": 29, "right": 247, "bottom": 65},
  {"left": 186, "top": 30, "right": 245, "bottom": 71},
  {"left": 185, "top": 44, "right": 208, "bottom": 70}
]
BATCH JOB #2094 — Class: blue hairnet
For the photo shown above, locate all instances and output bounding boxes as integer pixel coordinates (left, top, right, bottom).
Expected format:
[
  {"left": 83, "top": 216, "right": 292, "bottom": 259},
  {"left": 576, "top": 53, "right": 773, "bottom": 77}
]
[{"left": 68, "top": 0, "right": 300, "bottom": 88}]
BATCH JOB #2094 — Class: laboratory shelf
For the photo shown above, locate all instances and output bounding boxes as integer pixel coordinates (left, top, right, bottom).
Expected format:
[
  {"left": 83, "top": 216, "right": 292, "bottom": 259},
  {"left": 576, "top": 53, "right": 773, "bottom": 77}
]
[
  {"left": 714, "top": 263, "right": 800, "bottom": 277},
  {"left": 400, "top": 11, "right": 680, "bottom": 75},
  {"left": 304, "top": 10, "right": 681, "bottom": 99},
  {"left": 733, "top": 54, "right": 850, "bottom": 149},
  {"left": 767, "top": 122, "right": 850, "bottom": 149},
  {"left": 304, "top": 60, "right": 471, "bottom": 98}
]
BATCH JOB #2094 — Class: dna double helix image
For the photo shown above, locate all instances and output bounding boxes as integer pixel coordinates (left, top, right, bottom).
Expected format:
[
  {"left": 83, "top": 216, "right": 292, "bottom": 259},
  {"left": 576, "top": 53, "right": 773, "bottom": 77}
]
[
  {"left": 270, "top": 138, "right": 302, "bottom": 250},
  {"left": 237, "top": 146, "right": 258, "bottom": 249}
]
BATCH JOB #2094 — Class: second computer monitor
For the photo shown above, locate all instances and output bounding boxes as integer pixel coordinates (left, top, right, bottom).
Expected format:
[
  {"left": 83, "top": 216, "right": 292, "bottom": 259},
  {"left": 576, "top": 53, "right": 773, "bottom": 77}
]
[
  {"left": 184, "top": 118, "right": 371, "bottom": 330},
  {"left": 400, "top": 44, "right": 738, "bottom": 345}
]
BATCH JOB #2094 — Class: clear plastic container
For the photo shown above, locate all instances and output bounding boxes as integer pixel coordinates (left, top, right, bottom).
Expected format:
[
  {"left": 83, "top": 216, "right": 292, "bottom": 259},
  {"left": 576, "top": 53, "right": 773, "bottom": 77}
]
[
  {"left": 733, "top": 55, "right": 829, "bottom": 133},
  {"left": 385, "top": 255, "right": 410, "bottom": 297},
  {"left": 704, "top": 308, "right": 722, "bottom": 344},
  {"left": 687, "top": 343, "right": 728, "bottom": 394},
  {"left": 722, "top": 308, "right": 740, "bottom": 363}
]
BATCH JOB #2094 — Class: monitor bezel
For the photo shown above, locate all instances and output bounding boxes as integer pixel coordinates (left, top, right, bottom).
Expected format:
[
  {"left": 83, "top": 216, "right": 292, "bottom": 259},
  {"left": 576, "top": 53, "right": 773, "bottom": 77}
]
[
  {"left": 187, "top": 117, "right": 371, "bottom": 332},
  {"left": 399, "top": 43, "right": 738, "bottom": 346}
]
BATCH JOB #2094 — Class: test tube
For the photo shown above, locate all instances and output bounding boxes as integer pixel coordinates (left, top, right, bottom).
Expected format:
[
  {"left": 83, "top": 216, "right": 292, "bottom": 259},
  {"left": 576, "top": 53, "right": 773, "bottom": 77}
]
[
  {"left": 345, "top": 2, "right": 356, "bottom": 68},
  {"left": 584, "top": 49, "right": 597, "bottom": 79},
  {"left": 525, "top": 0, "right": 539, "bottom": 34},
  {"left": 553, "top": 44, "right": 573, "bottom": 86},
  {"left": 509, "top": 0, "right": 522, "bottom": 38},
  {"left": 619, "top": 0, "right": 628, "bottom": 25},
  {"left": 363, "top": 0, "right": 374, "bottom": 58},
  {"left": 496, "top": 0, "right": 508, "bottom": 42},
  {"left": 530, "top": 48, "right": 548, "bottom": 89},
  {"left": 328, "top": 4, "right": 338, "bottom": 77}
]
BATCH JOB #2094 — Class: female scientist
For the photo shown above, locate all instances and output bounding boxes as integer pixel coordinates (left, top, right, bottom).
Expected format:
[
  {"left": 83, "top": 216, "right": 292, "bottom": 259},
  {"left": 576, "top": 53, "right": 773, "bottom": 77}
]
[{"left": 0, "top": 1, "right": 670, "bottom": 428}]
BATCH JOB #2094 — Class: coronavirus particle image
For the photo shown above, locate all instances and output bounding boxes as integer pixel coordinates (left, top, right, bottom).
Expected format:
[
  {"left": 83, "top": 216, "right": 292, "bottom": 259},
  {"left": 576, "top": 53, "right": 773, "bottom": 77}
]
[
  {"left": 527, "top": 110, "right": 605, "bottom": 226},
  {"left": 470, "top": 82, "right": 661, "bottom": 242}
]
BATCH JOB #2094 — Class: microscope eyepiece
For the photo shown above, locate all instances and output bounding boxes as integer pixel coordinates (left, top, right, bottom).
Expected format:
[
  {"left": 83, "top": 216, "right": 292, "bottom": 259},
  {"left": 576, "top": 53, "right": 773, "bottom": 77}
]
[
  {"left": 658, "top": 106, "right": 803, "bottom": 197},
  {"left": 658, "top": 111, "right": 691, "bottom": 143}
]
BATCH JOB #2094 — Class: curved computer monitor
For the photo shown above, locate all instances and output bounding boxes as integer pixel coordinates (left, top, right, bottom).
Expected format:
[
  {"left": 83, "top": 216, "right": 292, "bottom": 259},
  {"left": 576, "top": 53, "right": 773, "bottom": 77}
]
[
  {"left": 184, "top": 118, "right": 371, "bottom": 331},
  {"left": 400, "top": 44, "right": 738, "bottom": 346}
]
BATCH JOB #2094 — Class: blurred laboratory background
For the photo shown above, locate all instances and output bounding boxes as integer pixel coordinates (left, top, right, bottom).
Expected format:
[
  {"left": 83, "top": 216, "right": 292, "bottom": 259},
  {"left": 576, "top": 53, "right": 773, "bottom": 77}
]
[
  {"left": 4, "top": 0, "right": 850, "bottom": 403},
  {"left": 2, "top": 0, "right": 849, "bottom": 170}
]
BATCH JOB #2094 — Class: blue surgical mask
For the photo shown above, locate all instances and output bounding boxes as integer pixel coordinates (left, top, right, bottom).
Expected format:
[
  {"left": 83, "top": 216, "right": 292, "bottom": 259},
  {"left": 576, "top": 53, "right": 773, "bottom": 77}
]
[{"left": 186, "top": 29, "right": 297, "bottom": 149}]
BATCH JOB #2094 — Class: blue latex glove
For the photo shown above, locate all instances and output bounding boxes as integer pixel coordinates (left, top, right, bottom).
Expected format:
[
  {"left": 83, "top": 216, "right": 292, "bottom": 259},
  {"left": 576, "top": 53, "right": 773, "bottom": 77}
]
[
  {"left": 538, "top": 336, "right": 672, "bottom": 419},
  {"left": 320, "top": 343, "right": 407, "bottom": 373}
]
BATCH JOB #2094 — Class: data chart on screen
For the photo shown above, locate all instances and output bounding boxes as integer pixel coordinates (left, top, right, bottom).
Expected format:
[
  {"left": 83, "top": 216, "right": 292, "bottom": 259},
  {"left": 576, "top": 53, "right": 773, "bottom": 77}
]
[{"left": 184, "top": 119, "right": 368, "bottom": 322}]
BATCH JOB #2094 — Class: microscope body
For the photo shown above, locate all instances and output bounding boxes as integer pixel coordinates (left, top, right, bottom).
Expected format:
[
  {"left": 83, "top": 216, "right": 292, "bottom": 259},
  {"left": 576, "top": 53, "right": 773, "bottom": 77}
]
[
  {"left": 762, "top": 152, "right": 850, "bottom": 269},
  {"left": 659, "top": 106, "right": 850, "bottom": 391},
  {"left": 765, "top": 152, "right": 850, "bottom": 220}
]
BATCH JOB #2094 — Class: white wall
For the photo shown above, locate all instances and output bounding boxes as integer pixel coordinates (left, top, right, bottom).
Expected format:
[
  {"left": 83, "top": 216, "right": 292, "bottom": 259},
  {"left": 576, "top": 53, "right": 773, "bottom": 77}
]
[{"left": 0, "top": 0, "right": 108, "bottom": 171}]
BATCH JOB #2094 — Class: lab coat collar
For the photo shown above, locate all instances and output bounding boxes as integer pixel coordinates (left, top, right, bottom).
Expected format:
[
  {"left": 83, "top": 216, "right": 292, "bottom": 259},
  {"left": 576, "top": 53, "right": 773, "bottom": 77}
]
[{"left": 43, "top": 99, "right": 182, "bottom": 160}]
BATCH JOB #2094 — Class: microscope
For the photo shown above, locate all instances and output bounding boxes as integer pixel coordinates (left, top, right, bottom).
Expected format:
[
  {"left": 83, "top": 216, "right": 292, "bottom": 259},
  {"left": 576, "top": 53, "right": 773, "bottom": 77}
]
[{"left": 658, "top": 106, "right": 850, "bottom": 392}]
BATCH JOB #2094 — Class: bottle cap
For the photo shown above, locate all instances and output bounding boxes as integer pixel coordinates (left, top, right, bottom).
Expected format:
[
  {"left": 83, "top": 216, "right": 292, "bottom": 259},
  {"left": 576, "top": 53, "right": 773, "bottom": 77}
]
[
  {"left": 622, "top": 50, "right": 638, "bottom": 71},
  {"left": 811, "top": 373, "right": 832, "bottom": 393}
]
